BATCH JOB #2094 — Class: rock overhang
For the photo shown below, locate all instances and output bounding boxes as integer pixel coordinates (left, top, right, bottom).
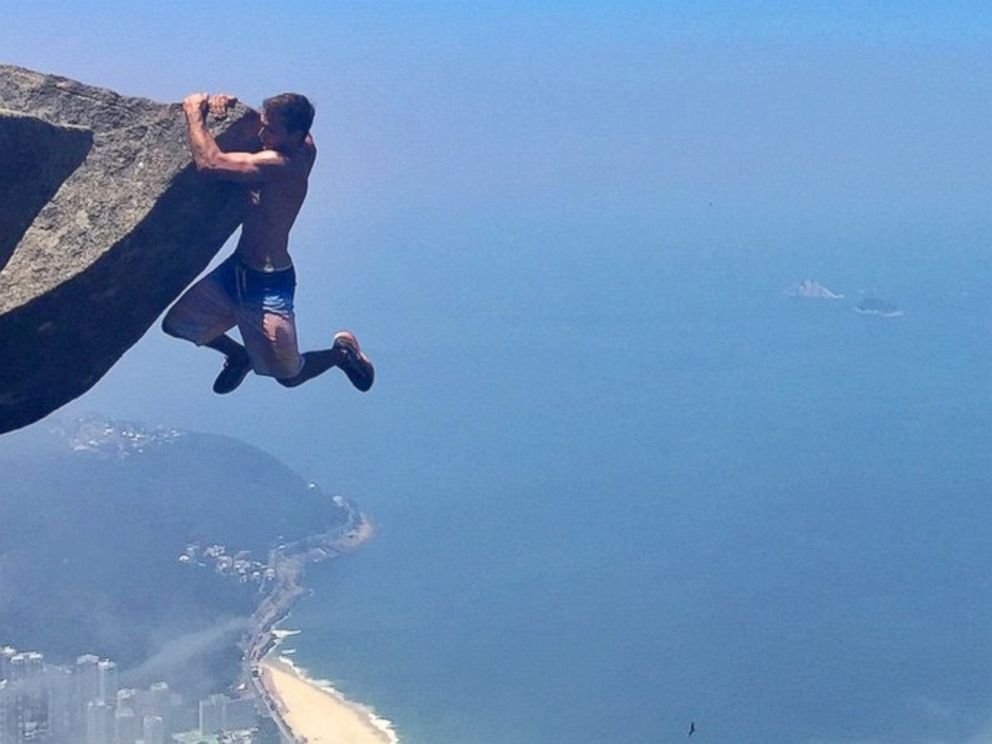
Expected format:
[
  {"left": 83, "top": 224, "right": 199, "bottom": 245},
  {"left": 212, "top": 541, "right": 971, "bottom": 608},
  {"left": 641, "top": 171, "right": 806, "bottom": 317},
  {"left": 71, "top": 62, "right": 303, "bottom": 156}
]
[{"left": 0, "top": 64, "right": 262, "bottom": 434}]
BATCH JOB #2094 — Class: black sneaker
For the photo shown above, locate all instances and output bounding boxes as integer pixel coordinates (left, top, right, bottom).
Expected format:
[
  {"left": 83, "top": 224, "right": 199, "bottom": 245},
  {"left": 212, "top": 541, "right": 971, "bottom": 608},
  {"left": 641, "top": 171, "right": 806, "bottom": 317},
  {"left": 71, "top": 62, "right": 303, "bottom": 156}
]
[
  {"left": 212, "top": 352, "right": 251, "bottom": 394},
  {"left": 333, "top": 331, "right": 374, "bottom": 392}
]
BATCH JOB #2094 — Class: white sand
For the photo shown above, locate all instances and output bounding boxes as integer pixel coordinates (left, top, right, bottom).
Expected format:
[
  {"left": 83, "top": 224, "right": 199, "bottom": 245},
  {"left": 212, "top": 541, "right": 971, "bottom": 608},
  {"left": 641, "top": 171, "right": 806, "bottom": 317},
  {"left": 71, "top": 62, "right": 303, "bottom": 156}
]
[{"left": 260, "top": 657, "right": 399, "bottom": 744}]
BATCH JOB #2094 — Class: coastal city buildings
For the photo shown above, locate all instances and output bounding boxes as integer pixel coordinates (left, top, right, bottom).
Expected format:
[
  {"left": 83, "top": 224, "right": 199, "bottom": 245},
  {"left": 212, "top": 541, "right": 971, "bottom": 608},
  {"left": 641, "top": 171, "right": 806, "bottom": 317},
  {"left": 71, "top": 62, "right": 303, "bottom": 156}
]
[
  {"left": 198, "top": 694, "right": 256, "bottom": 736},
  {"left": 0, "top": 646, "right": 263, "bottom": 744}
]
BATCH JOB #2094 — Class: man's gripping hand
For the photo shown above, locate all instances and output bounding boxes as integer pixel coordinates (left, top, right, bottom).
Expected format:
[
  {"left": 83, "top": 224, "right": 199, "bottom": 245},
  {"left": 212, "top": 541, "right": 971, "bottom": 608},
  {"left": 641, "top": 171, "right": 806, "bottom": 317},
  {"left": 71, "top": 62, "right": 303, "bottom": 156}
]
[
  {"left": 208, "top": 93, "right": 238, "bottom": 119},
  {"left": 184, "top": 92, "right": 239, "bottom": 122},
  {"left": 183, "top": 93, "right": 209, "bottom": 119}
]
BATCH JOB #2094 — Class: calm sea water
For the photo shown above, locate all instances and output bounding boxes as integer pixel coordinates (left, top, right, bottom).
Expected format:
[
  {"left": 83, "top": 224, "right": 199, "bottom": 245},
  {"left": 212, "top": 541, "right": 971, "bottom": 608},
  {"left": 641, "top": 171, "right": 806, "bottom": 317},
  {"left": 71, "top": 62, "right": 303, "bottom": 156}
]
[{"left": 286, "top": 250, "right": 990, "bottom": 744}]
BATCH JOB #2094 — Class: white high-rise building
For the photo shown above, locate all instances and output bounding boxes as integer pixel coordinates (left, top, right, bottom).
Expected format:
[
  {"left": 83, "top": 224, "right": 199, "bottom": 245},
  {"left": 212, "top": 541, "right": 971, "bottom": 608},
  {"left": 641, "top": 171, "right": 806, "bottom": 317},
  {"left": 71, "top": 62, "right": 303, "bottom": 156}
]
[
  {"left": 197, "top": 694, "right": 225, "bottom": 735},
  {"left": 0, "top": 648, "right": 16, "bottom": 683},
  {"left": 74, "top": 655, "right": 102, "bottom": 736},
  {"left": 0, "top": 679, "right": 10, "bottom": 744},
  {"left": 197, "top": 693, "right": 256, "bottom": 735},
  {"left": 116, "top": 688, "right": 138, "bottom": 714},
  {"left": 96, "top": 661, "right": 117, "bottom": 705},
  {"left": 142, "top": 715, "right": 165, "bottom": 744},
  {"left": 9, "top": 652, "right": 47, "bottom": 744},
  {"left": 146, "top": 682, "right": 172, "bottom": 737},
  {"left": 74, "top": 656, "right": 100, "bottom": 698},
  {"left": 222, "top": 697, "right": 256, "bottom": 731},
  {"left": 9, "top": 653, "right": 42, "bottom": 683},
  {"left": 85, "top": 700, "right": 113, "bottom": 744},
  {"left": 115, "top": 708, "right": 140, "bottom": 744},
  {"left": 44, "top": 665, "right": 73, "bottom": 743},
  {"left": 147, "top": 683, "right": 170, "bottom": 718}
]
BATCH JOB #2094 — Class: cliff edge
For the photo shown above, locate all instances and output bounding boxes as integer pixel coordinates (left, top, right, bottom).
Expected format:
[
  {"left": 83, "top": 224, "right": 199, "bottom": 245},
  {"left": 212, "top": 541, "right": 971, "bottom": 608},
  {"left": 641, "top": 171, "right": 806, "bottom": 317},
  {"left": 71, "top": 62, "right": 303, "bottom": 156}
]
[{"left": 0, "top": 64, "right": 261, "bottom": 434}]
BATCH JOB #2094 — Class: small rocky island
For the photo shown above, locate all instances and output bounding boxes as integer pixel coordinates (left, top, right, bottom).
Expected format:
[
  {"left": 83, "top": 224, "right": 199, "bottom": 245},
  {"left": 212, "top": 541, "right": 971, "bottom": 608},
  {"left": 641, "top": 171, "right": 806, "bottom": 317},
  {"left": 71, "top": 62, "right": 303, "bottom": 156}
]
[
  {"left": 784, "top": 278, "right": 844, "bottom": 299},
  {"left": 855, "top": 297, "right": 903, "bottom": 317}
]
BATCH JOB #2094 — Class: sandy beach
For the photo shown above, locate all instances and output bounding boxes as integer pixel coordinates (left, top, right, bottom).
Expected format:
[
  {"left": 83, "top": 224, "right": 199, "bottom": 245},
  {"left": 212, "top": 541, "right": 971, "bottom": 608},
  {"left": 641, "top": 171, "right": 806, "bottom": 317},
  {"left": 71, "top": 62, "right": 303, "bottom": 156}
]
[{"left": 259, "top": 655, "right": 399, "bottom": 744}]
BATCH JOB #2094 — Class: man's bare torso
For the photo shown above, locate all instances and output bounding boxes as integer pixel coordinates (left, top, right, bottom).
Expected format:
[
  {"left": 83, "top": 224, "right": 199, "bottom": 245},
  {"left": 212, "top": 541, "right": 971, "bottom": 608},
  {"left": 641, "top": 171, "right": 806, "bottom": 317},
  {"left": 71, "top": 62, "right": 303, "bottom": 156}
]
[{"left": 235, "top": 136, "right": 316, "bottom": 271}]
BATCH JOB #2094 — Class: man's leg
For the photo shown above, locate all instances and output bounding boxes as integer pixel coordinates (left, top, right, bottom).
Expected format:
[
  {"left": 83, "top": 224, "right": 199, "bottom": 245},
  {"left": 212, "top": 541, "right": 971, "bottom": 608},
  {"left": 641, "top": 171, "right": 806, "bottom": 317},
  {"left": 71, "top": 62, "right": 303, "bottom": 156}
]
[
  {"left": 161, "top": 257, "right": 247, "bottom": 393},
  {"left": 162, "top": 322, "right": 250, "bottom": 393},
  {"left": 233, "top": 265, "right": 374, "bottom": 392},
  {"left": 276, "top": 347, "right": 346, "bottom": 388},
  {"left": 205, "top": 335, "right": 251, "bottom": 394},
  {"left": 277, "top": 331, "right": 374, "bottom": 391},
  {"left": 202, "top": 334, "right": 244, "bottom": 358}
]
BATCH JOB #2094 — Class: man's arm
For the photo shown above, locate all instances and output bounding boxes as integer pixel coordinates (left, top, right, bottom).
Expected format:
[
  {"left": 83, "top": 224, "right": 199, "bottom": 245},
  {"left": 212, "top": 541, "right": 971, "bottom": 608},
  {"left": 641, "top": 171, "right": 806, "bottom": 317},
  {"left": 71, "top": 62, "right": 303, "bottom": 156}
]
[{"left": 183, "top": 93, "right": 287, "bottom": 183}]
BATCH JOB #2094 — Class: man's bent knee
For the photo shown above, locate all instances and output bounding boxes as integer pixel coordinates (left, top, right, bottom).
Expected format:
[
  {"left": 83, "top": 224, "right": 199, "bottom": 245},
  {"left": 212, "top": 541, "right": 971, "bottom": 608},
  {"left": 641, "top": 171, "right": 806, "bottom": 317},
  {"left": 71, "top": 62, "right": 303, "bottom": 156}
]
[
  {"left": 275, "top": 359, "right": 307, "bottom": 387},
  {"left": 161, "top": 306, "right": 215, "bottom": 345},
  {"left": 255, "top": 353, "right": 305, "bottom": 385},
  {"left": 160, "top": 313, "right": 185, "bottom": 339}
]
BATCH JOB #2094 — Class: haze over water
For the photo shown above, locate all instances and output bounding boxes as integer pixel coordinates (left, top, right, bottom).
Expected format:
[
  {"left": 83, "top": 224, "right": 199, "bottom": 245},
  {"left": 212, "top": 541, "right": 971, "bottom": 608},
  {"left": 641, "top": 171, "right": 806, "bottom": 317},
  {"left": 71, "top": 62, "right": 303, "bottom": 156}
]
[{"left": 4, "top": 3, "right": 990, "bottom": 743}]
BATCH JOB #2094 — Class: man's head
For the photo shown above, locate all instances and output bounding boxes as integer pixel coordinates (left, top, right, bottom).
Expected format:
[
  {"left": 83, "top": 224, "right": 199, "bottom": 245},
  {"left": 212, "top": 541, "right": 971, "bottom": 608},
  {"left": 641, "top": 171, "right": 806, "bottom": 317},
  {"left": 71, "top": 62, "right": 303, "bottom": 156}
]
[{"left": 260, "top": 93, "right": 315, "bottom": 151}]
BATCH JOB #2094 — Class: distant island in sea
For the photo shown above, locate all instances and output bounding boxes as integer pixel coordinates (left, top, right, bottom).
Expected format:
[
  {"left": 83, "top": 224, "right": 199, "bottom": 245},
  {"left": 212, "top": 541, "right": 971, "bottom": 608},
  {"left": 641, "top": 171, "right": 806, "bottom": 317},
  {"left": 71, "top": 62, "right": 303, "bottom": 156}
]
[
  {"left": 0, "top": 415, "right": 375, "bottom": 743},
  {"left": 855, "top": 297, "right": 904, "bottom": 317},
  {"left": 784, "top": 279, "right": 906, "bottom": 319},
  {"left": 784, "top": 278, "right": 844, "bottom": 299}
]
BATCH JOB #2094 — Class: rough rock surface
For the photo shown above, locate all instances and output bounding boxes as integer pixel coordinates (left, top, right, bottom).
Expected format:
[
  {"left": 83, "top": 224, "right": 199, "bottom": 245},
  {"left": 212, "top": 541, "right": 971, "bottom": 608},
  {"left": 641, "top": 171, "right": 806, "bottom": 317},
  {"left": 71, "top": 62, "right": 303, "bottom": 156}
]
[{"left": 0, "top": 64, "right": 262, "bottom": 434}]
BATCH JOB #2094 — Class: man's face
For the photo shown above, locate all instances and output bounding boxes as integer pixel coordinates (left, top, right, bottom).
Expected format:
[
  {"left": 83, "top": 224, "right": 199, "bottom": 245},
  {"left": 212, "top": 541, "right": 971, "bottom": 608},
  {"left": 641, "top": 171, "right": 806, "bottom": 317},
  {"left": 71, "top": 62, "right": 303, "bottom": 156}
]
[{"left": 259, "top": 110, "right": 291, "bottom": 151}]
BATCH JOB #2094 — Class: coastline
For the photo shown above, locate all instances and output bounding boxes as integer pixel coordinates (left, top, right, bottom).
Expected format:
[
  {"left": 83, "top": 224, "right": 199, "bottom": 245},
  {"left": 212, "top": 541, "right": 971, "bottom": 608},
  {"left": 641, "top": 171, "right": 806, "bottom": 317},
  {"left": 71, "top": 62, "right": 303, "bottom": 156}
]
[
  {"left": 259, "top": 651, "right": 399, "bottom": 744},
  {"left": 240, "top": 511, "right": 400, "bottom": 743}
]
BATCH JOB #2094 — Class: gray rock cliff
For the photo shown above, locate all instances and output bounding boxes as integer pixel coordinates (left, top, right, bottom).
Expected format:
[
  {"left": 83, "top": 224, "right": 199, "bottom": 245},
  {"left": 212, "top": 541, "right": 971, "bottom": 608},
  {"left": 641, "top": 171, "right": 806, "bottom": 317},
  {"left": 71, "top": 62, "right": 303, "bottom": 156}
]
[{"left": 0, "top": 64, "right": 262, "bottom": 434}]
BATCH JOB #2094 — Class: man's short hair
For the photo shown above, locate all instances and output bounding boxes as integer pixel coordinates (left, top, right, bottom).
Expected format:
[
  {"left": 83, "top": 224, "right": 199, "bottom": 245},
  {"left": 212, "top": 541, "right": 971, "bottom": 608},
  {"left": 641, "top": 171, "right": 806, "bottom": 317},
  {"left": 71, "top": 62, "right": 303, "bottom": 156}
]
[{"left": 263, "top": 93, "right": 315, "bottom": 137}]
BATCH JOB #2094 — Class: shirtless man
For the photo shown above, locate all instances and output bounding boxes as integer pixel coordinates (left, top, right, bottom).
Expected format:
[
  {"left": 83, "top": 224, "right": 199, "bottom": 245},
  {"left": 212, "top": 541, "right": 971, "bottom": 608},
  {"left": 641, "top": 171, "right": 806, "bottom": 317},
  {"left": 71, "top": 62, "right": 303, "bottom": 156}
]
[{"left": 162, "top": 92, "right": 373, "bottom": 394}]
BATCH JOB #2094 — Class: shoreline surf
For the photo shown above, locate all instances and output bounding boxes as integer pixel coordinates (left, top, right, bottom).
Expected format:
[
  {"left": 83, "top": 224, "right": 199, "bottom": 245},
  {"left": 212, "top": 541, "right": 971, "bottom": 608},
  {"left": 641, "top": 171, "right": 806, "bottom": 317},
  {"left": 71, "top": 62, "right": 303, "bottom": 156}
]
[{"left": 259, "top": 640, "right": 401, "bottom": 744}]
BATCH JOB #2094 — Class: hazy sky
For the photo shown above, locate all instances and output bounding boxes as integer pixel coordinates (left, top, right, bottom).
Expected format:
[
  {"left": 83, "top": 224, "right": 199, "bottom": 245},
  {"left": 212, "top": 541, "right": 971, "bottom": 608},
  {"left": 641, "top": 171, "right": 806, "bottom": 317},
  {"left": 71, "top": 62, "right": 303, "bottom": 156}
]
[{"left": 3, "top": 1, "right": 989, "bottom": 485}]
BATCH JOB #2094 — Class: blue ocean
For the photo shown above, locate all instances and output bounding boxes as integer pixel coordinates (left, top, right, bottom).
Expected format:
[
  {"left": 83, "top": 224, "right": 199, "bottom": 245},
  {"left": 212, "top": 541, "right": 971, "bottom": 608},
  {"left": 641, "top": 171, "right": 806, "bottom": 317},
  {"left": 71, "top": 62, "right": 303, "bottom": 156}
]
[{"left": 279, "top": 238, "right": 992, "bottom": 744}]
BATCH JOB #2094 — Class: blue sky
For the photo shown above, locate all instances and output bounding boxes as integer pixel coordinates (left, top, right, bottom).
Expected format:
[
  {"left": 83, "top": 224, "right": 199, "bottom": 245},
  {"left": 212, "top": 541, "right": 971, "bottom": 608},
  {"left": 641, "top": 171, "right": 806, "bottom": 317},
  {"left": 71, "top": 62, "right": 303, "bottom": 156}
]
[
  {"left": 3, "top": 2, "right": 988, "bottom": 471},
  {"left": 6, "top": 3, "right": 988, "bottom": 227}
]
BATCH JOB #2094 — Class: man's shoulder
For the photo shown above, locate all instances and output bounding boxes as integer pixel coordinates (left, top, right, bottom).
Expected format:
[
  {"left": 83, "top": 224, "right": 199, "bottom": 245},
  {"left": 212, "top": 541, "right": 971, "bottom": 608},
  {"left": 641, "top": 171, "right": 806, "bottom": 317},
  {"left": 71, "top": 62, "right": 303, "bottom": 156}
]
[
  {"left": 252, "top": 148, "right": 301, "bottom": 182},
  {"left": 300, "top": 138, "right": 317, "bottom": 168},
  {"left": 286, "top": 142, "right": 316, "bottom": 176},
  {"left": 257, "top": 148, "right": 291, "bottom": 165}
]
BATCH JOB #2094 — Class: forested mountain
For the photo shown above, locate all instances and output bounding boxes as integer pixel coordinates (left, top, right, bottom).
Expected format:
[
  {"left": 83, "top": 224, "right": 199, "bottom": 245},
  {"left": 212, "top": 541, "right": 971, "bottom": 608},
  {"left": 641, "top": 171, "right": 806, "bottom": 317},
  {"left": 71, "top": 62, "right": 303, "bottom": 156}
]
[{"left": 0, "top": 415, "right": 348, "bottom": 695}]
